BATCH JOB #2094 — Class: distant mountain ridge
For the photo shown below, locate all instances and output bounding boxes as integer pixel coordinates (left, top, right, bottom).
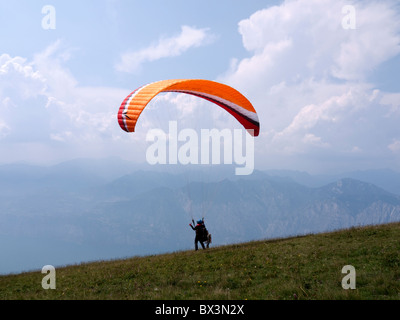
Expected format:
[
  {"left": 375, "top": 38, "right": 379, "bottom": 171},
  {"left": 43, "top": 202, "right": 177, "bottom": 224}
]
[
  {"left": 265, "top": 168, "right": 400, "bottom": 195},
  {"left": 1, "top": 158, "right": 400, "bottom": 275}
]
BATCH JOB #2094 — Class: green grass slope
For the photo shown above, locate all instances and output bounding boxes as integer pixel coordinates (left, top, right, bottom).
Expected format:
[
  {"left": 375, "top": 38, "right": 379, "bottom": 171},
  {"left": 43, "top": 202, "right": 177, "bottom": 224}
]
[{"left": 1, "top": 222, "right": 400, "bottom": 300}]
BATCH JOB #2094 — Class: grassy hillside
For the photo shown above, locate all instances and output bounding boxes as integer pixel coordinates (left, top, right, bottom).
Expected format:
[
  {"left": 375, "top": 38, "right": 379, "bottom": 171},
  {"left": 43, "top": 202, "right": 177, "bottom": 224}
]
[{"left": 1, "top": 222, "right": 400, "bottom": 300}]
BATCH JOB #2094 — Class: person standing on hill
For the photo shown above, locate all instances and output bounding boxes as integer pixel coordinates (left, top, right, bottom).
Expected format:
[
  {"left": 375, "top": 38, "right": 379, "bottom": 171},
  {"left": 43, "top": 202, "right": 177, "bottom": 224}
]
[{"left": 189, "top": 218, "right": 210, "bottom": 251}]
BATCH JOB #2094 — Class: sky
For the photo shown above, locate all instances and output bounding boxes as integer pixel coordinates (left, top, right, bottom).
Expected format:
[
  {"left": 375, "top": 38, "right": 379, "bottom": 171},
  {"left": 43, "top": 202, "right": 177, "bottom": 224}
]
[{"left": 1, "top": 0, "right": 400, "bottom": 174}]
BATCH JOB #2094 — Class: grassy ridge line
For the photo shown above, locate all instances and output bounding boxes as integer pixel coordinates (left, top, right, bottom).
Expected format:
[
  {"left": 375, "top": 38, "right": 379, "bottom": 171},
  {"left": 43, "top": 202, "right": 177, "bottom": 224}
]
[{"left": 1, "top": 222, "right": 400, "bottom": 300}]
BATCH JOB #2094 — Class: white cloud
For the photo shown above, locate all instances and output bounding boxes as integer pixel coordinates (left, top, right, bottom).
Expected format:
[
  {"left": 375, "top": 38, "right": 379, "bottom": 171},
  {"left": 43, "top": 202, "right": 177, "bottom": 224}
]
[
  {"left": 0, "top": 119, "right": 10, "bottom": 138},
  {"left": 380, "top": 92, "right": 400, "bottom": 115},
  {"left": 226, "top": 0, "right": 400, "bottom": 90},
  {"left": 219, "top": 0, "right": 400, "bottom": 172},
  {"left": 115, "top": 25, "right": 215, "bottom": 73},
  {"left": 388, "top": 140, "right": 400, "bottom": 153},
  {"left": 270, "top": 87, "right": 382, "bottom": 152},
  {"left": 1, "top": 1, "right": 399, "bottom": 173},
  {"left": 0, "top": 42, "right": 134, "bottom": 164},
  {"left": 302, "top": 133, "right": 329, "bottom": 148},
  {"left": 333, "top": 2, "right": 400, "bottom": 80}
]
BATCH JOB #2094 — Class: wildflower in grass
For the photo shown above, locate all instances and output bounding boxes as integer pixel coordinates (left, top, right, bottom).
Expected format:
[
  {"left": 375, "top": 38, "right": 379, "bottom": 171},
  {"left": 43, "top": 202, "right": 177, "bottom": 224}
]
[{"left": 197, "top": 280, "right": 207, "bottom": 287}]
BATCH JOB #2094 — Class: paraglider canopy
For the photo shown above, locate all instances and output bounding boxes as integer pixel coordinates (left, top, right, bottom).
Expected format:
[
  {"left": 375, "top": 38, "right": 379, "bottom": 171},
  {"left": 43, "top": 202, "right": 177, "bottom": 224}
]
[{"left": 117, "top": 79, "right": 260, "bottom": 136}]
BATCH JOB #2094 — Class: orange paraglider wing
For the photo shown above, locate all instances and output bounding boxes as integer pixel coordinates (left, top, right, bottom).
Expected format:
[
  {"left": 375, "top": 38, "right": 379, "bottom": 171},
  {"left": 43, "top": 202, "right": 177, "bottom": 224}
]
[{"left": 117, "top": 79, "right": 260, "bottom": 136}]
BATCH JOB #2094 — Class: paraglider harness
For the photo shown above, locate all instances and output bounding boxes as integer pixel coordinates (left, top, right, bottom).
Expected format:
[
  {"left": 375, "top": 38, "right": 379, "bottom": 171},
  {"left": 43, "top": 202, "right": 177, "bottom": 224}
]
[{"left": 190, "top": 218, "right": 212, "bottom": 248}]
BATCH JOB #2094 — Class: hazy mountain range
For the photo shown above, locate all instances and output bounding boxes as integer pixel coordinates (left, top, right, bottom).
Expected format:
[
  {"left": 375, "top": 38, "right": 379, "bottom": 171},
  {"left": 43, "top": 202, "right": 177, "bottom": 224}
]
[{"left": 1, "top": 157, "right": 400, "bottom": 275}]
